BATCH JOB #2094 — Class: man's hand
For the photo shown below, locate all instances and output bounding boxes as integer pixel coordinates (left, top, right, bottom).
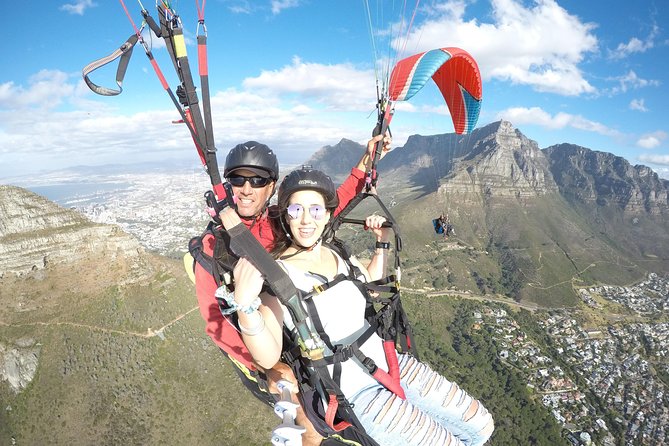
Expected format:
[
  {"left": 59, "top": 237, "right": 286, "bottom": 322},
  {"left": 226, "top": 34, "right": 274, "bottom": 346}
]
[
  {"left": 265, "top": 362, "right": 299, "bottom": 395},
  {"left": 365, "top": 214, "right": 391, "bottom": 241},
  {"left": 356, "top": 132, "right": 392, "bottom": 172},
  {"left": 367, "top": 131, "right": 392, "bottom": 162},
  {"left": 219, "top": 206, "right": 242, "bottom": 230}
]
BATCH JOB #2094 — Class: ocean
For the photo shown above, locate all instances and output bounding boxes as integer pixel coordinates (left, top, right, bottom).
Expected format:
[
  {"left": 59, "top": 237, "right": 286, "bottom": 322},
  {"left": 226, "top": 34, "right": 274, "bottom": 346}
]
[{"left": 28, "top": 182, "right": 132, "bottom": 206}]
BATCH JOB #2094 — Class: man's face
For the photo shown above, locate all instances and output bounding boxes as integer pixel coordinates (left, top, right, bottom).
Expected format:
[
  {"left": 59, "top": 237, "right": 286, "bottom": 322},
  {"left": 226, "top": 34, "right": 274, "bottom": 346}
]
[{"left": 227, "top": 168, "right": 276, "bottom": 218}]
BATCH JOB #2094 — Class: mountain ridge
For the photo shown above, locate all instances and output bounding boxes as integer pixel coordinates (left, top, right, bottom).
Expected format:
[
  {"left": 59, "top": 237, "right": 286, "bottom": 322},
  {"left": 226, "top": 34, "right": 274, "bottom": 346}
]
[
  {"left": 305, "top": 120, "right": 669, "bottom": 304},
  {"left": 0, "top": 185, "right": 145, "bottom": 278}
]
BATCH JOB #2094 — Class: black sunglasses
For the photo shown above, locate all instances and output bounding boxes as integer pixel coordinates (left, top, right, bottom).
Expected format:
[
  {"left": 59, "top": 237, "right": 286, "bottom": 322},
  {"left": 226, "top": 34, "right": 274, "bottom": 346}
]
[{"left": 227, "top": 175, "right": 272, "bottom": 188}]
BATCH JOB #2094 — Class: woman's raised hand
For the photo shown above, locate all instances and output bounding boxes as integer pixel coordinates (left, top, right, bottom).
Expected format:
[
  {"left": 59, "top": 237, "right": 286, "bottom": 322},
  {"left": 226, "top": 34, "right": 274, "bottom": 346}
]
[
  {"left": 232, "top": 257, "right": 264, "bottom": 307},
  {"left": 365, "top": 214, "right": 391, "bottom": 241}
]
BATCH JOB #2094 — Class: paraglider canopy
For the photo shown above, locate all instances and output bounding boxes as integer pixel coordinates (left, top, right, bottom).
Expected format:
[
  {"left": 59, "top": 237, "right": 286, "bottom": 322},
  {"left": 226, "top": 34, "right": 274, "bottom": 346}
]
[{"left": 388, "top": 47, "right": 482, "bottom": 134}]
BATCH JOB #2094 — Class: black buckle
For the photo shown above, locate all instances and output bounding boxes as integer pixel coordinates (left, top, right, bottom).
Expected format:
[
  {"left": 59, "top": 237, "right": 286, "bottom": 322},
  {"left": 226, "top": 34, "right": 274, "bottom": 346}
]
[
  {"left": 332, "top": 344, "right": 353, "bottom": 362},
  {"left": 361, "top": 357, "right": 378, "bottom": 374}
]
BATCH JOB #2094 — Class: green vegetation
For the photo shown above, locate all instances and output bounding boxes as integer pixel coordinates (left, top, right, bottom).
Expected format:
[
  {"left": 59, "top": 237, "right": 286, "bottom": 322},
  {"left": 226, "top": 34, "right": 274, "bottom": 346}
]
[
  {"left": 404, "top": 295, "right": 568, "bottom": 445},
  {"left": 0, "top": 257, "right": 276, "bottom": 446}
]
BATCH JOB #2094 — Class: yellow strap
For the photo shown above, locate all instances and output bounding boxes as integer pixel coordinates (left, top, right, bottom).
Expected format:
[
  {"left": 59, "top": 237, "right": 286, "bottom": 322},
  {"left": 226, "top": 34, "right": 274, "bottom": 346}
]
[
  {"left": 183, "top": 252, "right": 196, "bottom": 284},
  {"left": 227, "top": 356, "right": 260, "bottom": 384},
  {"left": 173, "top": 33, "right": 187, "bottom": 58}
]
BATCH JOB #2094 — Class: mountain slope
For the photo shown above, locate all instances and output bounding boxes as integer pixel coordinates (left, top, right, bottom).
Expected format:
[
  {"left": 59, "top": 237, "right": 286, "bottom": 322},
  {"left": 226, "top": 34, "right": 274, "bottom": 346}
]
[
  {"left": 0, "top": 185, "right": 143, "bottom": 278},
  {"left": 306, "top": 121, "right": 669, "bottom": 306},
  {"left": 0, "top": 186, "right": 276, "bottom": 445},
  {"left": 0, "top": 187, "right": 571, "bottom": 446},
  {"left": 544, "top": 143, "right": 669, "bottom": 261}
]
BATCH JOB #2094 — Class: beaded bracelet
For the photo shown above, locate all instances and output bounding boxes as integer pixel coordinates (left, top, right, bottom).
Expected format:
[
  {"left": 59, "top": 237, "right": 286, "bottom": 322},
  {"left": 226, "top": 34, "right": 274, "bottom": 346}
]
[{"left": 214, "top": 286, "right": 261, "bottom": 315}]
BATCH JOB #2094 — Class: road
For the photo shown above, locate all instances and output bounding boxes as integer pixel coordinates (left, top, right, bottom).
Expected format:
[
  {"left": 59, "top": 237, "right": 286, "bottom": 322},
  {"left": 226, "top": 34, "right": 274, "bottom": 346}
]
[{"left": 402, "top": 287, "right": 543, "bottom": 312}]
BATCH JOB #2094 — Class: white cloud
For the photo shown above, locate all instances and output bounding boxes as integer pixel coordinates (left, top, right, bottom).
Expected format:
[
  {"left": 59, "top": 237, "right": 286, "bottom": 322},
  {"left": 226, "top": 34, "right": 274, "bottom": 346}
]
[
  {"left": 0, "top": 70, "right": 76, "bottom": 110},
  {"left": 206, "top": 87, "right": 360, "bottom": 158},
  {"left": 636, "top": 131, "right": 667, "bottom": 149},
  {"left": 242, "top": 56, "right": 376, "bottom": 111},
  {"left": 609, "top": 25, "right": 658, "bottom": 60},
  {"left": 226, "top": 1, "right": 253, "bottom": 14},
  {"left": 652, "top": 166, "right": 669, "bottom": 180},
  {"left": 638, "top": 154, "right": 669, "bottom": 166},
  {"left": 629, "top": 98, "right": 648, "bottom": 112},
  {"left": 608, "top": 70, "right": 661, "bottom": 95},
  {"left": 497, "top": 106, "right": 621, "bottom": 137},
  {"left": 398, "top": 0, "right": 598, "bottom": 96},
  {"left": 59, "top": 0, "right": 96, "bottom": 15},
  {"left": 0, "top": 59, "right": 380, "bottom": 179},
  {"left": 271, "top": 0, "right": 300, "bottom": 15}
]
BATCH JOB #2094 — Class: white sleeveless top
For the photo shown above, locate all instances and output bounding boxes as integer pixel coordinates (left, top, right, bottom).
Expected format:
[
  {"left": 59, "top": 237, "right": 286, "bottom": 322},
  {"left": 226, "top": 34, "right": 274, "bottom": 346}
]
[{"left": 277, "top": 251, "right": 389, "bottom": 400}]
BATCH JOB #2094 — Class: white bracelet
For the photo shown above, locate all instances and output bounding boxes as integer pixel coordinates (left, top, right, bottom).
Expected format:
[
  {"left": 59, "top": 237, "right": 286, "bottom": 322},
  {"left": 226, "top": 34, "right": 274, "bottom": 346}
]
[{"left": 239, "top": 312, "right": 265, "bottom": 336}]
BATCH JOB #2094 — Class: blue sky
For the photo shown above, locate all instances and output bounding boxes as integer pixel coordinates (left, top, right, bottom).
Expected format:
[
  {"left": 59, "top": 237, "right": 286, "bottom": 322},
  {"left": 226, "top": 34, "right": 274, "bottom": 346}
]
[{"left": 1, "top": 0, "right": 668, "bottom": 181}]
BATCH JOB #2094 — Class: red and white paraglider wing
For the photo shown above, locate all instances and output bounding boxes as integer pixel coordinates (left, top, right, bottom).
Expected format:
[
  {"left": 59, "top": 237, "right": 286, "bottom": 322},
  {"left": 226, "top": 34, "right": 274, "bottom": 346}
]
[{"left": 389, "top": 47, "right": 482, "bottom": 134}]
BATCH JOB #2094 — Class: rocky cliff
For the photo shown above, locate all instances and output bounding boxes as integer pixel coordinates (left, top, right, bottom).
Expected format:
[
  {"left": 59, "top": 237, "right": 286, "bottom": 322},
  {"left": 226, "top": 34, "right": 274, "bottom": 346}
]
[
  {"left": 307, "top": 138, "right": 365, "bottom": 182},
  {"left": 0, "top": 185, "right": 144, "bottom": 277},
  {"left": 0, "top": 338, "right": 39, "bottom": 393},
  {"left": 310, "top": 121, "right": 667, "bottom": 216},
  {"left": 544, "top": 143, "right": 669, "bottom": 216},
  {"left": 440, "top": 120, "right": 558, "bottom": 200}
]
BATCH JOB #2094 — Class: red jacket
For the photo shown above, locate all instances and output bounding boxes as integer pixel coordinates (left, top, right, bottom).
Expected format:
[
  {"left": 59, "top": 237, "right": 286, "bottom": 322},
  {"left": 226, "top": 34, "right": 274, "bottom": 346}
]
[{"left": 194, "top": 168, "right": 366, "bottom": 369}]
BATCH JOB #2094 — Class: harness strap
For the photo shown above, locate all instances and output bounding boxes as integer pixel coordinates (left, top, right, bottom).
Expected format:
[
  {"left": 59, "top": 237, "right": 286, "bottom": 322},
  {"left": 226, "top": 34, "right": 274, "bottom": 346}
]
[
  {"left": 325, "top": 393, "right": 353, "bottom": 432},
  {"left": 299, "top": 278, "right": 406, "bottom": 401},
  {"left": 317, "top": 365, "right": 359, "bottom": 433},
  {"left": 367, "top": 102, "right": 394, "bottom": 191},
  {"left": 226, "top": 223, "right": 326, "bottom": 359},
  {"left": 195, "top": 4, "right": 216, "bottom": 165},
  {"left": 303, "top": 289, "right": 334, "bottom": 350},
  {"left": 153, "top": 6, "right": 224, "bottom": 199},
  {"left": 82, "top": 34, "right": 138, "bottom": 96},
  {"left": 309, "top": 273, "right": 349, "bottom": 298}
]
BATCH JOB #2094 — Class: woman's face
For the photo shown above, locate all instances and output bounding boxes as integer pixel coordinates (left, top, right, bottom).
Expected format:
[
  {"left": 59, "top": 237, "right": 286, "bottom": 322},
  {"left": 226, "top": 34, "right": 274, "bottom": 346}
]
[{"left": 286, "top": 190, "right": 331, "bottom": 247}]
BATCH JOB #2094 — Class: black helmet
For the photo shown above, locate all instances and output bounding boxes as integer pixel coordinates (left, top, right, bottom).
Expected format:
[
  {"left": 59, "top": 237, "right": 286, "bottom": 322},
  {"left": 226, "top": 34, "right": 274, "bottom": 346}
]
[
  {"left": 278, "top": 166, "right": 339, "bottom": 210},
  {"left": 224, "top": 141, "right": 279, "bottom": 180}
]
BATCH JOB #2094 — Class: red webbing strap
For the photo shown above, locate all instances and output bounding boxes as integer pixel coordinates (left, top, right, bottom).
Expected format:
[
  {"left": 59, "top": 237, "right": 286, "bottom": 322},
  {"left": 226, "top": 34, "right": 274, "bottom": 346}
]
[
  {"left": 195, "top": 9, "right": 219, "bottom": 197},
  {"left": 184, "top": 109, "right": 207, "bottom": 167},
  {"left": 197, "top": 34, "right": 216, "bottom": 159},
  {"left": 380, "top": 340, "right": 405, "bottom": 399},
  {"left": 195, "top": 0, "right": 206, "bottom": 22},
  {"left": 194, "top": 0, "right": 214, "bottom": 142},
  {"left": 325, "top": 395, "right": 353, "bottom": 432},
  {"left": 144, "top": 48, "right": 198, "bottom": 145}
]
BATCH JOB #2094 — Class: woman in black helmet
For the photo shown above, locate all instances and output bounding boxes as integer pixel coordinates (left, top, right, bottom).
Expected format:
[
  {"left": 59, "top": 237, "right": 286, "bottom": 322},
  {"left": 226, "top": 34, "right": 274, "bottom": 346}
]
[{"left": 225, "top": 167, "right": 495, "bottom": 446}]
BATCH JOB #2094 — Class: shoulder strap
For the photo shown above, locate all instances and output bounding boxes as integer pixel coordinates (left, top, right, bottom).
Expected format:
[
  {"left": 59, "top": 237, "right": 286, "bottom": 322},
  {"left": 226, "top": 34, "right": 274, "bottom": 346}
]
[
  {"left": 188, "top": 221, "right": 235, "bottom": 287},
  {"left": 326, "top": 238, "right": 363, "bottom": 280}
]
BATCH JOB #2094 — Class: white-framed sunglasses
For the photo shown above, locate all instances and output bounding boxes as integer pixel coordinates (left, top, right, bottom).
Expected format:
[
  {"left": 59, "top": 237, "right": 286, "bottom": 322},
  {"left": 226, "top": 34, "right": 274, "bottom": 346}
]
[{"left": 286, "top": 203, "right": 327, "bottom": 220}]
